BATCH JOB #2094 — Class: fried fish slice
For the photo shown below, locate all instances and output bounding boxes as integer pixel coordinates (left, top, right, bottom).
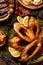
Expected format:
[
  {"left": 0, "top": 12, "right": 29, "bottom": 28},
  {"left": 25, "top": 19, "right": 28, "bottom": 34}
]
[
  {"left": 13, "top": 22, "right": 35, "bottom": 42},
  {"left": 20, "top": 40, "right": 41, "bottom": 62},
  {"left": 29, "top": 17, "right": 40, "bottom": 38},
  {"left": 0, "top": 30, "right": 6, "bottom": 46},
  {"left": 9, "top": 37, "right": 25, "bottom": 51}
]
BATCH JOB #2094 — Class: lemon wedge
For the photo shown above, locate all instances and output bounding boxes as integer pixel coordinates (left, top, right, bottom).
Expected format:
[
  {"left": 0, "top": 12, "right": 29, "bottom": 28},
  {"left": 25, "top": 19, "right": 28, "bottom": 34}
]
[
  {"left": 8, "top": 46, "right": 21, "bottom": 58},
  {"left": 17, "top": 16, "right": 29, "bottom": 27},
  {"left": 17, "top": 16, "right": 23, "bottom": 24},
  {"left": 23, "top": 16, "right": 29, "bottom": 27}
]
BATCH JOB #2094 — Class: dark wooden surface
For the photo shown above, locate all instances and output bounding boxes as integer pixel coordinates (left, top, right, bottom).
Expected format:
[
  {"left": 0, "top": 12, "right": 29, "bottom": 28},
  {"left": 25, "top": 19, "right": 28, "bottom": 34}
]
[{"left": 0, "top": 0, "right": 43, "bottom": 65}]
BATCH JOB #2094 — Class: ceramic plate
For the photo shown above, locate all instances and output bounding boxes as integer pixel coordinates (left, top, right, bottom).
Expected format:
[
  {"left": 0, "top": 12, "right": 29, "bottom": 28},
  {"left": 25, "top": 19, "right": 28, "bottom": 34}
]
[{"left": 18, "top": 0, "right": 43, "bottom": 9}]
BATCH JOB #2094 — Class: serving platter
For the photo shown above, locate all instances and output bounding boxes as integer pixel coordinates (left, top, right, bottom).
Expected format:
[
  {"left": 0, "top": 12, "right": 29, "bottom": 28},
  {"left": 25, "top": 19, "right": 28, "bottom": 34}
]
[{"left": 18, "top": 0, "right": 43, "bottom": 9}]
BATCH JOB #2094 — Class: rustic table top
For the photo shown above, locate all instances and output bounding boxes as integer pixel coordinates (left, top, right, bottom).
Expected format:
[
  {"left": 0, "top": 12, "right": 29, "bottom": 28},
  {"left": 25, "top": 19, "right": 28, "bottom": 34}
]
[{"left": 0, "top": 0, "right": 43, "bottom": 65}]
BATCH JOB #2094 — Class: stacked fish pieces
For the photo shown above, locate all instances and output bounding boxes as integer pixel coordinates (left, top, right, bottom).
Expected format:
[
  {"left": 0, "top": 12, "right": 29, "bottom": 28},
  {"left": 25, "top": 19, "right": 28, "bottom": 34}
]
[
  {"left": 0, "top": 0, "right": 13, "bottom": 22},
  {"left": 9, "top": 16, "right": 42, "bottom": 62}
]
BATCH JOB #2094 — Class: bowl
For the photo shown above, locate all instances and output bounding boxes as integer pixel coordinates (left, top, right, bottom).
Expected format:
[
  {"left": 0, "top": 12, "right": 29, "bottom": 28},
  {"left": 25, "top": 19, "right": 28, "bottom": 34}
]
[{"left": 18, "top": 0, "right": 43, "bottom": 9}]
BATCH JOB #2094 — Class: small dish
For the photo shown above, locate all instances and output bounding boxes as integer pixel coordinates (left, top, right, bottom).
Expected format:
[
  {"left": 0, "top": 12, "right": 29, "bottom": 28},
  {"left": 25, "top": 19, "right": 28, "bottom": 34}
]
[
  {"left": 18, "top": 0, "right": 43, "bottom": 9},
  {"left": 0, "top": 0, "right": 14, "bottom": 22}
]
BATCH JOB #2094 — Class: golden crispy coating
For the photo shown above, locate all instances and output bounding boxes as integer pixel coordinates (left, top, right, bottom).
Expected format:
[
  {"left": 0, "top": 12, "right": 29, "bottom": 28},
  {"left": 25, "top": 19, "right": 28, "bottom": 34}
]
[
  {"left": 9, "top": 37, "right": 25, "bottom": 50},
  {"left": 0, "top": 30, "right": 6, "bottom": 46},
  {"left": 29, "top": 17, "right": 40, "bottom": 38},
  {"left": 13, "top": 22, "right": 35, "bottom": 42},
  {"left": 20, "top": 40, "right": 41, "bottom": 62}
]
